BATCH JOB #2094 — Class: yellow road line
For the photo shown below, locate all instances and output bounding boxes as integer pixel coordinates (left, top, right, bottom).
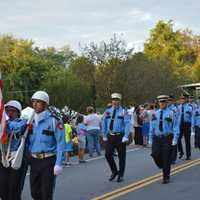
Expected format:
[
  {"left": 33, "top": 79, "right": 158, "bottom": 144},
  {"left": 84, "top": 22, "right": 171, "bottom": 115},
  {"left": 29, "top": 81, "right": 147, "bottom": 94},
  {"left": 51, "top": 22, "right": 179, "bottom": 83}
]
[
  {"left": 105, "top": 160, "right": 200, "bottom": 200},
  {"left": 92, "top": 158, "right": 200, "bottom": 200}
]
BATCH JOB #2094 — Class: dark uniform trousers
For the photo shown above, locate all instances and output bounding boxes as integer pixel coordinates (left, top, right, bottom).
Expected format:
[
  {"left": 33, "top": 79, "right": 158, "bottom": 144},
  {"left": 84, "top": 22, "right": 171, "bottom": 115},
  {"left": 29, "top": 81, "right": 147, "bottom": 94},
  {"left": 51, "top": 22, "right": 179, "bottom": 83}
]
[
  {"left": 194, "top": 126, "right": 200, "bottom": 149},
  {"left": 178, "top": 122, "right": 191, "bottom": 158},
  {"left": 171, "top": 144, "right": 177, "bottom": 162},
  {"left": 105, "top": 134, "right": 126, "bottom": 177},
  {"left": 151, "top": 134, "right": 173, "bottom": 179},
  {"left": 134, "top": 127, "right": 143, "bottom": 145},
  {"left": 0, "top": 158, "right": 26, "bottom": 200},
  {"left": 30, "top": 155, "right": 56, "bottom": 200}
]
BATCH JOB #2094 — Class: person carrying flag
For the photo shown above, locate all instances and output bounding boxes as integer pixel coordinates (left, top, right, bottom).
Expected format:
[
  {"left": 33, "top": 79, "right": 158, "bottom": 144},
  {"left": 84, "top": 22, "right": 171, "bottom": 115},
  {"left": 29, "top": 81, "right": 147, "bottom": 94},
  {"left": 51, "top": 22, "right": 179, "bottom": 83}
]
[
  {"left": 0, "top": 100, "right": 27, "bottom": 200},
  {"left": 28, "top": 91, "right": 65, "bottom": 200}
]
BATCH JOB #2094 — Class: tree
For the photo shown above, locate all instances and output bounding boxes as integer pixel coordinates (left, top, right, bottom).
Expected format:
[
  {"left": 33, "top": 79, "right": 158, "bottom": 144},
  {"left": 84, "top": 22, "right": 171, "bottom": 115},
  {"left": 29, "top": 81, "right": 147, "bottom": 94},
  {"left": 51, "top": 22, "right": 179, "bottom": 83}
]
[
  {"left": 42, "top": 67, "right": 91, "bottom": 111},
  {"left": 69, "top": 56, "right": 95, "bottom": 109},
  {"left": 144, "top": 20, "right": 197, "bottom": 76},
  {"left": 80, "top": 34, "right": 134, "bottom": 108},
  {"left": 121, "top": 53, "right": 184, "bottom": 105},
  {"left": 0, "top": 34, "right": 76, "bottom": 106}
]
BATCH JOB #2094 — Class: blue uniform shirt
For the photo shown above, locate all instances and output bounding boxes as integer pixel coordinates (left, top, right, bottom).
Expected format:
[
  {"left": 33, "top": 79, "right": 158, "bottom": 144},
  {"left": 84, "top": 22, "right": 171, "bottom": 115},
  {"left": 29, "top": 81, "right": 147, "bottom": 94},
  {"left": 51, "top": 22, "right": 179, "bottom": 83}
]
[
  {"left": 192, "top": 105, "right": 200, "bottom": 128},
  {"left": 189, "top": 102, "right": 198, "bottom": 111},
  {"left": 149, "top": 107, "right": 180, "bottom": 144},
  {"left": 168, "top": 104, "right": 178, "bottom": 117},
  {"left": 76, "top": 123, "right": 87, "bottom": 137},
  {"left": 102, "top": 106, "right": 131, "bottom": 138},
  {"left": 7, "top": 118, "right": 27, "bottom": 152},
  {"left": 177, "top": 103, "right": 193, "bottom": 123},
  {"left": 28, "top": 111, "right": 65, "bottom": 166}
]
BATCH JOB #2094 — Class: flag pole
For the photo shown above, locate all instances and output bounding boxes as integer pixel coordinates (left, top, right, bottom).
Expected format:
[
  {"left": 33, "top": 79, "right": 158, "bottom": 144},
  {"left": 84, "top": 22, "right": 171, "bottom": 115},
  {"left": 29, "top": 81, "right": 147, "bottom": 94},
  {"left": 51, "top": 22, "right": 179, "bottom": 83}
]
[{"left": 0, "top": 71, "right": 9, "bottom": 167}]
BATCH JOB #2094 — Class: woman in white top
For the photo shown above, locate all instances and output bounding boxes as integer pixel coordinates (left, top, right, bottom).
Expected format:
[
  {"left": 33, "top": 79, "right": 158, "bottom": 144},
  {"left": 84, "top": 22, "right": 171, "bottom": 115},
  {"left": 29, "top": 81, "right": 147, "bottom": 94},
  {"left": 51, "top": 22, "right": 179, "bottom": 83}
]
[{"left": 84, "top": 106, "right": 102, "bottom": 157}]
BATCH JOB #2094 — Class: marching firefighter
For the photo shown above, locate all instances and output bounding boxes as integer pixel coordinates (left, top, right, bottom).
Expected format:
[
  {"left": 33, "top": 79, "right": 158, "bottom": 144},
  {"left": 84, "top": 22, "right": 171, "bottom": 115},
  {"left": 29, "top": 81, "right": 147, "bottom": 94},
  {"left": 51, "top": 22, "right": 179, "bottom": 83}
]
[
  {"left": 28, "top": 91, "right": 65, "bottom": 200},
  {"left": 149, "top": 95, "right": 179, "bottom": 184},
  {"left": 177, "top": 94, "right": 193, "bottom": 160},
  {"left": 192, "top": 100, "right": 200, "bottom": 149},
  {"left": 0, "top": 100, "right": 27, "bottom": 200},
  {"left": 168, "top": 95, "right": 179, "bottom": 164},
  {"left": 102, "top": 93, "right": 131, "bottom": 182}
]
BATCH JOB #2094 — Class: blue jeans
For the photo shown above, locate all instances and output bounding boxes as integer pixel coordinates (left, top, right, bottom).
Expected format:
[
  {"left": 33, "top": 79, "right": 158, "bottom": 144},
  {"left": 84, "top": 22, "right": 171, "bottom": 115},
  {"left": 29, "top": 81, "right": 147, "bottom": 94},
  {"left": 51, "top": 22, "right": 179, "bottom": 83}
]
[{"left": 86, "top": 129, "right": 101, "bottom": 156}]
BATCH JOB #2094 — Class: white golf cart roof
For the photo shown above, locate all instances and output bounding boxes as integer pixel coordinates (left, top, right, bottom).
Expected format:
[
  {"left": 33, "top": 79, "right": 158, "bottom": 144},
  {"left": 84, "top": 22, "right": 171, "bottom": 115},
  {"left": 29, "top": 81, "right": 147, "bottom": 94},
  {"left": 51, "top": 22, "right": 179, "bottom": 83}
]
[{"left": 178, "top": 83, "right": 200, "bottom": 96}]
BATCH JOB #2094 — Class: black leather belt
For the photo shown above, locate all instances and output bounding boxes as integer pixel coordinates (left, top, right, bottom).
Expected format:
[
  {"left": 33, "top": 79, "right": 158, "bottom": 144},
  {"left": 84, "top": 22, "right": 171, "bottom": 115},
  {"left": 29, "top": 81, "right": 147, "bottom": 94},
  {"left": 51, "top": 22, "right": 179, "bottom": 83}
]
[
  {"left": 109, "top": 132, "right": 122, "bottom": 136},
  {"left": 155, "top": 134, "right": 172, "bottom": 138},
  {"left": 31, "top": 152, "right": 55, "bottom": 159}
]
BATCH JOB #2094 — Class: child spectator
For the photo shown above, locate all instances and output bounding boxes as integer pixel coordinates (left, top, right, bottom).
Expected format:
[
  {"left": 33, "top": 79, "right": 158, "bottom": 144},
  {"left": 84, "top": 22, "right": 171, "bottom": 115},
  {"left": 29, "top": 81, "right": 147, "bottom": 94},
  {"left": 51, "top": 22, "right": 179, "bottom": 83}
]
[
  {"left": 76, "top": 115, "right": 87, "bottom": 163},
  {"left": 63, "top": 115, "right": 73, "bottom": 166}
]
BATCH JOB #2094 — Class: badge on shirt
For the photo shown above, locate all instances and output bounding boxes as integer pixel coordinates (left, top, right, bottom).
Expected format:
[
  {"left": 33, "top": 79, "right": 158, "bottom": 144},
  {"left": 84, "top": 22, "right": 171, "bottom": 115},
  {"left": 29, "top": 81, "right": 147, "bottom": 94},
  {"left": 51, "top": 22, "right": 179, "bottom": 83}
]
[{"left": 56, "top": 122, "right": 64, "bottom": 130}]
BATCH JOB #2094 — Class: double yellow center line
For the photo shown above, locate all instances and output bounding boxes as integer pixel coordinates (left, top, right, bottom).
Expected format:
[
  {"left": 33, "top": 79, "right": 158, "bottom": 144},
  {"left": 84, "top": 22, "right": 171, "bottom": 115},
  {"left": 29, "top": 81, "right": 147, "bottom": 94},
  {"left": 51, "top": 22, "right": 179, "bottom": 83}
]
[{"left": 92, "top": 158, "right": 200, "bottom": 200}]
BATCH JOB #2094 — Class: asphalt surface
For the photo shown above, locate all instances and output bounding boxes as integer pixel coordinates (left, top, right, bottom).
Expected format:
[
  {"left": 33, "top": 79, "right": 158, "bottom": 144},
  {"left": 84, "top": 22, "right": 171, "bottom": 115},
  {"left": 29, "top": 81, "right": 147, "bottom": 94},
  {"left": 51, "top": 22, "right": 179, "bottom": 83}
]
[
  {"left": 117, "top": 162, "right": 200, "bottom": 200},
  {"left": 22, "top": 144, "right": 200, "bottom": 200}
]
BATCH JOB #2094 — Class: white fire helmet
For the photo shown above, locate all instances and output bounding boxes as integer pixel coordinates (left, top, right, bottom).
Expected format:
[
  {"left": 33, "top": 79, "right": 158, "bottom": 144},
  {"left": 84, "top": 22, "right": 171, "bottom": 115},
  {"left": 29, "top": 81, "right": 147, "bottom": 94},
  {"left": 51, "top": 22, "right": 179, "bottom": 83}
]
[
  {"left": 31, "top": 91, "right": 49, "bottom": 104},
  {"left": 5, "top": 100, "right": 22, "bottom": 112},
  {"left": 111, "top": 93, "right": 122, "bottom": 100}
]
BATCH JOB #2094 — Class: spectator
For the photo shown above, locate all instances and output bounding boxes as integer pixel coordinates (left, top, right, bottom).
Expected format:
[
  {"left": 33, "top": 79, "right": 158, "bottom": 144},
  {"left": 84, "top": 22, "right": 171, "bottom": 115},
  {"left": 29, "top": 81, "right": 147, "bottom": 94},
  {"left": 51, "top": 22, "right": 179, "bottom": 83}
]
[
  {"left": 133, "top": 106, "right": 143, "bottom": 146},
  {"left": 84, "top": 106, "right": 102, "bottom": 157},
  {"left": 63, "top": 115, "right": 73, "bottom": 166},
  {"left": 76, "top": 115, "right": 87, "bottom": 163},
  {"left": 140, "top": 104, "right": 151, "bottom": 147},
  {"left": 128, "top": 106, "right": 135, "bottom": 145}
]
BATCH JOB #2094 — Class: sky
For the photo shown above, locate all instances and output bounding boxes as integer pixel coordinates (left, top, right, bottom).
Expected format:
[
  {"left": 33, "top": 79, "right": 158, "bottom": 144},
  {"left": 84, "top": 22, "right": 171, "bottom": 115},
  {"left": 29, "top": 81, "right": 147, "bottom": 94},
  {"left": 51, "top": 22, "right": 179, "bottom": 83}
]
[{"left": 0, "top": 0, "right": 199, "bottom": 52}]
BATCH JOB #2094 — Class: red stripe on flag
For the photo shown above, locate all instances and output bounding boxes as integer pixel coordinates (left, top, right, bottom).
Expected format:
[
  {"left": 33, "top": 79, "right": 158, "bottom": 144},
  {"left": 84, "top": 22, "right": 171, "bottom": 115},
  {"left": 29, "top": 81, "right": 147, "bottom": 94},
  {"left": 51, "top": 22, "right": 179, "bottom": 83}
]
[
  {"left": 1, "top": 124, "right": 7, "bottom": 144},
  {"left": 0, "top": 78, "right": 7, "bottom": 144},
  {"left": 0, "top": 80, "right": 3, "bottom": 91},
  {"left": 0, "top": 100, "right": 4, "bottom": 121}
]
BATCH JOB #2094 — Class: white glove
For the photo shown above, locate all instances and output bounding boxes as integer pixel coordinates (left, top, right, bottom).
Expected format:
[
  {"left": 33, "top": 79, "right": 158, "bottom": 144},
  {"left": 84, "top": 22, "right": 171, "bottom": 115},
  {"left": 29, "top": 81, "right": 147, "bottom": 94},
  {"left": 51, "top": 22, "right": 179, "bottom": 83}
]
[
  {"left": 191, "top": 131, "right": 195, "bottom": 136},
  {"left": 54, "top": 165, "right": 63, "bottom": 176},
  {"left": 103, "top": 137, "right": 108, "bottom": 141},
  {"left": 122, "top": 136, "right": 129, "bottom": 143},
  {"left": 172, "top": 140, "right": 177, "bottom": 146}
]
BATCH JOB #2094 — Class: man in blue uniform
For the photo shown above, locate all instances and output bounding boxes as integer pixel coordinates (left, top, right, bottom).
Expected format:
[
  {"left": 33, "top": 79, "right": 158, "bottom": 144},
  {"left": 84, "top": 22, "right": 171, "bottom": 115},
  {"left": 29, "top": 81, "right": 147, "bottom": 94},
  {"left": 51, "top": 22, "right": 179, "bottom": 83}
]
[
  {"left": 188, "top": 95, "right": 198, "bottom": 111},
  {"left": 168, "top": 95, "right": 179, "bottom": 164},
  {"left": 177, "top": 94, "right": 193, "bottom": 160},
  {"left": 102, "top": 93, "right": 131, "bottom": 182},
  {"left": 192, "top": 100, "right": 200, "bottom": 149},
  {"left": 29, "top": 91, "right": 65, "bottom": 200},
  {"left": 149, "top": 95, "right": 179, "bottom": 184},
  {"left": 188, "top": 95, "right": 198, "bottom": 148},
  {"left": 0, "top": 100, "right": 27, "bottom": 200}
]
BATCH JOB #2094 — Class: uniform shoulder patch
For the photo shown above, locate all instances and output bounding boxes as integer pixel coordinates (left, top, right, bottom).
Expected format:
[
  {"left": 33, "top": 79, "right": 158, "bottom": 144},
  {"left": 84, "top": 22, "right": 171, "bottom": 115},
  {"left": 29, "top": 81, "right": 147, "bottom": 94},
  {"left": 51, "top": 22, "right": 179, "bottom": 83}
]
[
  {"left": 51, "top": 114, "right": 61, "bottom": 121},
  {"left": 56, "top": 122, "right": 64, "bottom": 130}
]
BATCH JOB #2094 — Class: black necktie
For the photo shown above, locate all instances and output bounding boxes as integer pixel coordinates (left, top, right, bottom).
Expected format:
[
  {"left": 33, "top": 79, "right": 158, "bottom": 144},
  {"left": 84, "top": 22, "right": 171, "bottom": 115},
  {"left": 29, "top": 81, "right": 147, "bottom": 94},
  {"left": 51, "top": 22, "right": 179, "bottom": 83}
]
[
  {"left": 159, "top": 110, "right": 163, "bottom": 132},
  {"left": 181, "top": 105, "right": 184, "bottom": 124},
  {"left": 109, "top": 108, "right": 116, "bottom": 131}
]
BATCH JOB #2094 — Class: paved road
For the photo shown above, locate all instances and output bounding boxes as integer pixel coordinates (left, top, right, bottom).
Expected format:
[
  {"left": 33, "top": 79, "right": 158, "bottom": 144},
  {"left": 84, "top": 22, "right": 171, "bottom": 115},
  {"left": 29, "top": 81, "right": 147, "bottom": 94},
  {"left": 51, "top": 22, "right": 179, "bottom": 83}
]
[
  {"left": 22, "top": 145, "right": 200, "bottom": 200},
  {"left": 117, "top": 163, "right": 200, "bottom": 200}
]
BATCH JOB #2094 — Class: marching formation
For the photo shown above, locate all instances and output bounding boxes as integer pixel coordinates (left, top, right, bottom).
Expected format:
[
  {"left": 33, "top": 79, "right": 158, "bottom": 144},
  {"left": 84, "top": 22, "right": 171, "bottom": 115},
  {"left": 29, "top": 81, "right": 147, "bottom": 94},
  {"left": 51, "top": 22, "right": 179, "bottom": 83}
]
[{"left": 0, "top": 89, "right": 200, "bottom": 200}]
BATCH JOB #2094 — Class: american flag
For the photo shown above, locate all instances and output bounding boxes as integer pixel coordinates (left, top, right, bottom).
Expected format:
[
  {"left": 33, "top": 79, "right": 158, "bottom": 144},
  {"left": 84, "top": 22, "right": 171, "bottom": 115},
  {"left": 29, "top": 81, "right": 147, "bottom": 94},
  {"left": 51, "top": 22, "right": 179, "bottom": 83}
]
[{"left": 0, "top": 75, "right": 7, "bottom": 144}]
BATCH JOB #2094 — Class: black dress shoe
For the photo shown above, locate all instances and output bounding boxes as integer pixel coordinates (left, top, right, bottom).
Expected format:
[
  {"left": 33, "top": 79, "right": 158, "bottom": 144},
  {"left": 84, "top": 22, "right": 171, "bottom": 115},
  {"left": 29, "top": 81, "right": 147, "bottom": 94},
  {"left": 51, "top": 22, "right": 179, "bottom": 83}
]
[
  {"left": 162, "top": 177, "right": 170, "bottom": 184},
  {"left": 117, "top": 176, "right": 124, "bottom": 182},
  {"left": 171, "top": 161, "right": 176, "bottom": 165},
  {"left": 162, "top": 178, "right": 170, "bottom": 184},
  {"left": 185, "top": 157, "right": 191, "bottom": 160},
  {"left": 162, "top": 176, "right": 170, "bottom": 184},
  {"left": 109, "top": 173, "right": 118, "bottom": 181},
  {"left": 179, "top": 153, "right": 184, "bottom": 159}
]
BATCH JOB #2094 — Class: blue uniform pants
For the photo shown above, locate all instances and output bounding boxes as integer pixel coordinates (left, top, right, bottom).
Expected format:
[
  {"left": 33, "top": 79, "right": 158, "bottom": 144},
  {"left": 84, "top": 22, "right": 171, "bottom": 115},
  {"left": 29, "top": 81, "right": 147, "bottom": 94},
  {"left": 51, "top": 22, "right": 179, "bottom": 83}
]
[
  {"left": 30, "top": 155, "right": 56, "bottom": 200},
  {"left": 151, "top": 134, "right": 173, "bottom": 179},
  {"left": 0, "top": 158, "right": 25, "bottom": 200},
  {"left": 105, "top": 134, "right": 126, "bottom": 177},
  {"left": 194, "top": 126, "right": 200, "bottom": 149},
  {"left": 178, "top": 122, "right": 191, "bottom": 158}
]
